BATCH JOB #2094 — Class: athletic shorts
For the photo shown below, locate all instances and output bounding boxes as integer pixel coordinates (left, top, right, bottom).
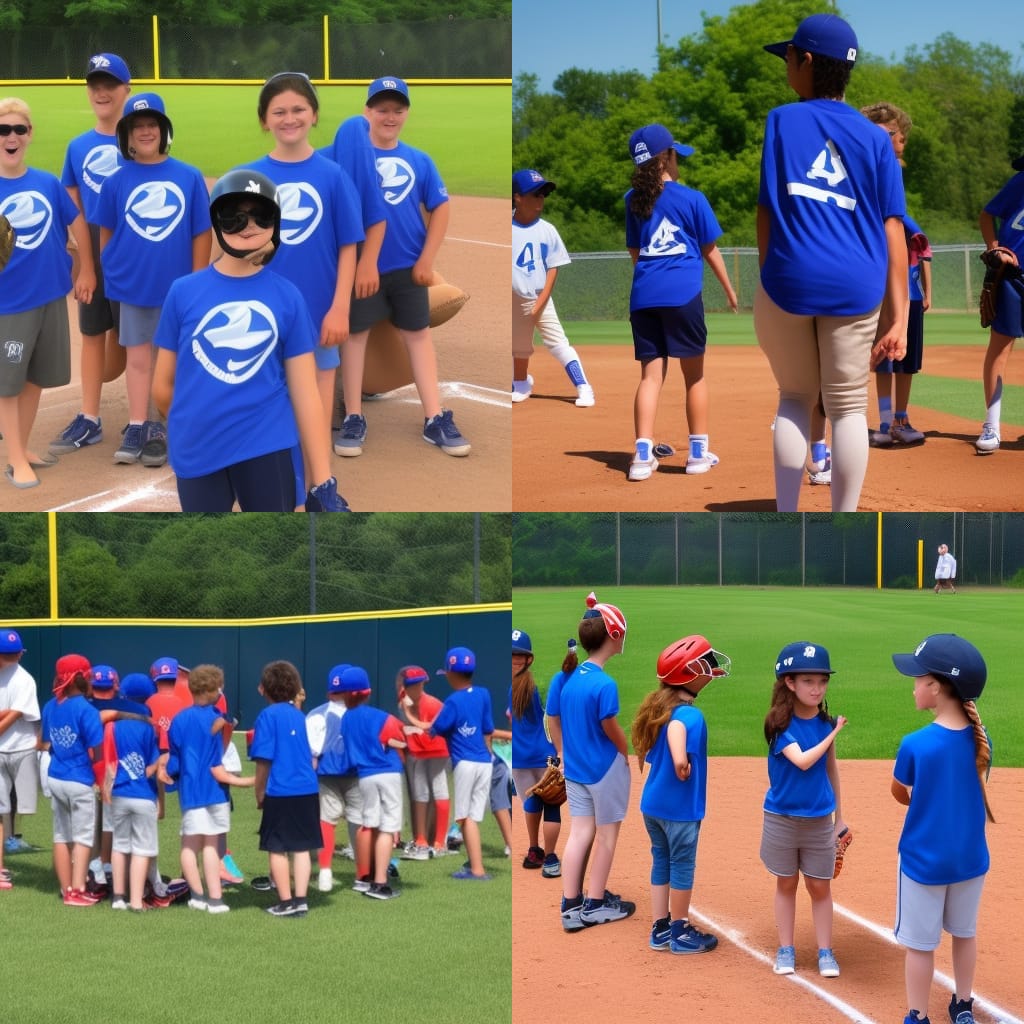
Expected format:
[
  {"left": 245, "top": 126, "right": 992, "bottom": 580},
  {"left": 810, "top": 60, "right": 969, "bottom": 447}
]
[
  {"left": 894, "top": 864, "right": 986, "bottom": 951},
  {"left": 259, "top": 792, "right": 322, "bottom": 853},
  {"left": 566, "top": 752, "right": 631, "bottom": 826},
  {"left": 0, "top": 749, "right": 40, "bottom": 815},
  {"left": 110, "top": 796, "right": 159, "bottom": 857},
  {"left": 349, "top": 268, "right": 430, "bottom": 333},
  {"left": 877, "top": 299, "right": 924, "bottom": 374},
  {"left": 406, "top": 756, "right": 449, "bottom": 804},
  {"left": 118, "top": 304, "right": 161, "bottom": 348},
  {"left": 489, "top": 754, "right": 512, "bottom": 813},
  {"left": 176, "top": 448, "right": 296, "bottom": 512},
  {"left": 78, "top": 223, "right": 120, "bottom": 336},
  {"left": 358, "top": 773, "right": 404, "bottom": 834},
  {"left": 0, "top": 298, "right": 72, "bottom": 397},
  {"left": 180, "top": 802, "right": 230, "bottom": 837},
  {"left": 453, "top": 759, "right": 493, "bottom": 823},
  {"left": 760, "top": 810, "right": 835, "bottom": 880},
  {"left": 49, "top": 777, "right": 96, "bottom": 846},
  {"left": 318, "top": 774, "right": 363, "bottom": 826},
  {"left": 992, "top": 275, "right": 1024, "bottom": 339},
  {"left": 630, "top": 294, "right": 707, "bottom": 361}
]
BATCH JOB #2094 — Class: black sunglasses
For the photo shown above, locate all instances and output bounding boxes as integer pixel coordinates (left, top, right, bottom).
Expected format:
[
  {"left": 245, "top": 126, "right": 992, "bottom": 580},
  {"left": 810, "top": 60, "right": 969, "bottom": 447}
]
[
  {"left": 0, "top": 124, "right": 29, "bottom": 136},
  {"left": 215, "top": 208, "right": 275, "bottom": 233}
]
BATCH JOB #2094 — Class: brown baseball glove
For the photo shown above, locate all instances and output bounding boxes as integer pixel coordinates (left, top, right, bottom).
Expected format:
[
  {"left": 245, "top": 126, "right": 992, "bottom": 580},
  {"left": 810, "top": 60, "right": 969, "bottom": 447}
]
[
  {"left": 833, "top": 827, "right": 853, "bottom": 879},
  {"left": 526, "top": 756, "right": 567, "bottom": 806},
  {"left": 979, "top": 247, "right": 1022, "bottom": 328},
  {"left": 0, "top": 214, "right": 15, "bottom": 273}
]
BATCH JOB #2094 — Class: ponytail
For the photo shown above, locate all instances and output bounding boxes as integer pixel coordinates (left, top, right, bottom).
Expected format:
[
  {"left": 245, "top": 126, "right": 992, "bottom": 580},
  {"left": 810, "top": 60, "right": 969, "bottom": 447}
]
[{"left": 963, "top": 700, "right": 996, "bottom": 823}]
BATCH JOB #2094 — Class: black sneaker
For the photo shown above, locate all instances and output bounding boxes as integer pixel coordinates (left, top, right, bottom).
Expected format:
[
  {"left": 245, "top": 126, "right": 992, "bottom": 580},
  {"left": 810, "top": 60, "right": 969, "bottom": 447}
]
[
  {"left": 364, "top": 883, "right": 400, "bottom": 901},
  {"left": 250, "top": 875, "right": 275, "bottom": 892},
  {"left": 289, "top": 899, "right": 308, "bottom": 918},
  {"left": 140, "top": 420, "right": 168, "bottom": 468},
  {"left": 265, "top": 900, "right": 301, "bottom": 917}
]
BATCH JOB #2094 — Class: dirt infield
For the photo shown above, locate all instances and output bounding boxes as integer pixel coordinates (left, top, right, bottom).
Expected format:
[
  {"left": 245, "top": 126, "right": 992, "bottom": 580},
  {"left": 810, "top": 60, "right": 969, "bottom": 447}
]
[
  {"left": 2, "top": 195, "right": 509, "bottom": 511},
  {"left": 512, "top": 758, "right": 1024, "bottom": 1024},
  {"left": 512, "top": 346, "right": 1024, "bottom": 511}
]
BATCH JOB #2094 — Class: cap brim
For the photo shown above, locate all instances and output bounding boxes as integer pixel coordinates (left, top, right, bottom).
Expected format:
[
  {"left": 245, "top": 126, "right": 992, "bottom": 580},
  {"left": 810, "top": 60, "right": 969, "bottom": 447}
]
[
  {"left": 763, "top": 41, "right": 790, "bottom": 58},
  {"left": 891, "top": 653, "right": 924, "bottom": 677},
  {"left": 672, "top": 143, "right": 695, "bottom": 158}
]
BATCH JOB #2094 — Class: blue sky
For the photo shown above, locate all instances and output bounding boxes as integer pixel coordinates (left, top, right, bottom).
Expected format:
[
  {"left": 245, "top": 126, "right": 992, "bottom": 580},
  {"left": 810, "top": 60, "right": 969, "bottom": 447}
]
[{"left": 513, "top": 0, "right": 1024, "bottom": 91}]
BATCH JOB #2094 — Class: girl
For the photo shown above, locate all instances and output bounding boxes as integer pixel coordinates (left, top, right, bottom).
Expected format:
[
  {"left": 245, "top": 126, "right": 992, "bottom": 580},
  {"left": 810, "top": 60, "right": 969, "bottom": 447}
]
[
  {"left": 625, "top": 123, "right": 737, "bottom": 481},
  {"left": 890, "top": 634, "right": 993, "bottom": 1024},
  {"left": 509, "top": 628, "right": 562, "bottom": 878},
  {"left": 761, "top": 641, "right": 848, "bottom": 978},
  {"left": 545, "top": 591, "right": 633, "bottom": 930},
  {"left": 632, "top": 634, "right": 731, "bottom": 955}
]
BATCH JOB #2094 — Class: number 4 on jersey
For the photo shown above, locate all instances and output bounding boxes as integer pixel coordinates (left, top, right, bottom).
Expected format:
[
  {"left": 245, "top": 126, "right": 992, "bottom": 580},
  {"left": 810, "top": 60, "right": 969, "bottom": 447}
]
[
  {"left": 807, "top": 140, "right": 848, "bottom": 188},
  {"left": 516, "top": 242, "right": 536, "bottom": 274}
]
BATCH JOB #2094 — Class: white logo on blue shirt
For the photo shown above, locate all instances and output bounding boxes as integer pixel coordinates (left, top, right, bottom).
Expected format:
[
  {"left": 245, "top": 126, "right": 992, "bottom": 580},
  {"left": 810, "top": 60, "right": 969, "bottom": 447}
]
[
  {"left": 124, "top": 182, "right": 186, "bottom": 241},
  {"left": 82, "top": 144, "right": 121, "bottom": 195},
  {"left": 787, "top": 140, "right": 857, "bottom": 211},
  {"left": 120, "top": 751, "right": 147, "bottom": 780},
  {"left": 641, "top": 216, "right": 688, "bottom": 257},
  {"left": 376, "top": 155, "right": 416, "bottom": 205},
  {"left": 190, "top": 300, "right": 279, "bottom": 384},
  {"left": 457, "top": 723, "right": 478, "bottom": 738},
  {"left": 51, "top": 725, "right": 78, "bottom": 749},
  {"left": 277, "top": 182, "right": 324, "bottom": 245},
  {"left": 0, "top": 191, "right": 53, "bottom": 251}
]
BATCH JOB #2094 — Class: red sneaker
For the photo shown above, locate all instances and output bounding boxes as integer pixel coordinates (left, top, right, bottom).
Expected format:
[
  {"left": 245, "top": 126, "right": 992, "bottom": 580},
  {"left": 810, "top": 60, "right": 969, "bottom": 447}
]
[{"left": 63, "top": 888, "right": 98, "bottom": 907}]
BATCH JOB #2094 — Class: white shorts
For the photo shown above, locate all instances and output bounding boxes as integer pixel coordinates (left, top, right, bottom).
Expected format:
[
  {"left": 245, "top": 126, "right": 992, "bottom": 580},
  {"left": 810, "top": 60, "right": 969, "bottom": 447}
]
[
  {"left": 110, "top": 796, "right": 159, "bottom": 857},
  {"left": 318, "top": 775, "right": 363, "bottom": 826},
  {"left": 49, "top": 777, "right": 96, "bottom": 846},
  {"left": 180, "top": 802, "right": 230, "bottom": 837},
  {"left": 406, "top": 756, "right": 450, "bottom": 803},
  {"left": 453, "top": 759, "right": 493, "bottom": 823},
  {"left": 0, "top": 748, "right": 40, "bottom": 815},
  {"left": 894, "top": 863, "right": 986, "bottom": 951},
  {"left": 358, "top": 773, "right": 403, "bottom": 834}
]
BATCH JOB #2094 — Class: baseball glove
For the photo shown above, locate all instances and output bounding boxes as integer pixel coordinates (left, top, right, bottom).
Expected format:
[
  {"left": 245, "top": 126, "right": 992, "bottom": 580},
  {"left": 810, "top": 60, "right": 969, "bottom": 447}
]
[
  {"left": 833, "top": 827, "right": 853, "bottom": 879},
  {"left": 526, "top": 756, "right": 567, "bottom": 806},
  {"left": 0, "top": 215, "right": 15, "bottom": 273},
  {"left": 979, "top": 247, "right": 1022, "bottom": 328}
]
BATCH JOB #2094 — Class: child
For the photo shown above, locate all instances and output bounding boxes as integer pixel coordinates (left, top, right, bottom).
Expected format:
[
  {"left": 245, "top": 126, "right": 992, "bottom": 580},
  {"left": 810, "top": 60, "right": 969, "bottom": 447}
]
[
  {"left": 51, "top": 53, "right": 132, "bottom": 456},
  {"left": 934, "top": 543, "right": 957, "bottom": 594},
  {"left": 632, "top": 634, "right": 732, "bottom": 955},
  {"left": 509, "top": 628, "right": 561, "bottom": 877},
  {"left": 625, "top": 125, "right": 737, "bottom": 481},
  {"left": 890, "top": 634, "right": 994, "bottom": 1024},
  {"left": 756, "top": 14, "right": 908, "bottom": 511},
  {"left": 96, "top": 92, "right": 211, "bottom": 467},
  {"left": 151, "top": 168, "right": 350, "bottom": 512},
  {"left": 0, "top": 98, "right": 96, "bottom": 489},
  {"left": 545, "top": 592, "right": 633, "bottom": 929},
  {"left": 250, "top": 660, "right": 321, "bottom": 917},
  {"left": 338, "top": 76, "right": 471, "bottom": 458},
  {"left": 163, "top": 664, "right": 254, "bottom": 914},
  {"left": 511, "top": 169, "right": 595, "bottom": 406},
  {"left": 974, "top": 156, "right": 1024, "bottom": 454},
  {"left": 38, "top": 654, "right": 103, "bottom": 906},
  {"left": 761, "top": 641, "right": 848, "bottom": 977},
  {"left": 337, "top": 665, "right": 407, "bottom": 899},
  {"left": 862, "top": 102, "right": 931, "bottom": 448},
  {"left": 429, "top": 647, "right": 494, "bottom": 881}
]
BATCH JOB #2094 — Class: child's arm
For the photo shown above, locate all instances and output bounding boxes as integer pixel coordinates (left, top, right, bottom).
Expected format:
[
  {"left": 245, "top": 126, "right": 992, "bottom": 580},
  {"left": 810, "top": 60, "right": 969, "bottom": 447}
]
[
  {"left": 779, "top": 716, "right": 847, "bottom": 772},
  {"left": 492, "top": 727, "right": 512, "bottom": 742},
  {"left": 0, "top": 709, "right": 22, "bottom": 737},
  {"left": 101, "top": 762, "right": 116, "bottom": 804},
  {"left": 825, "top": 744, "right": 846, "bottom": 835},
  {"left": 254, "top": 759, "right": 269, "bottom": 808},
  {"left": 600, "top": 714, "right": 629, "bottom": 759},
  {"left": 321, "top": 243, "right": 357, "bottom": 346},
  {"left": 355, "top": 220, "right": 385, "bottom": 298},
  {"left": 891, "top": 777, "right": 911, "bottom": 806},
  {"left": 545, "top": 713, "right": 562, "bottom": 758},
  {"left": 701, "top": 242, "right": 738, "bottom": 312},
  {"left": 211, "top": 764, "right": 255, "bottom": 788},
  {"left": 68, "top": 212, "right": 96, "bottom": 304},
  {"left": 627, "top": 248, "right": 640, "bottom": 267},
  {"left": 152, "top": 347, "right": 176, "bottom": 420},
  {"left": 412, "top": 200, "right": 449, "bottom": 286},
  {"left": 921, "top": 257, "right": 932, "bottom": 310},
  {"left": 666, "top": 718, "right": 691, "bottom": 781},
  {"left": 285, "top": 352, "right": 333, "bottom": 486},
  {"left": 869, "top": 217, "right": 911, "bottom": 368},
  {"left": 192, "top": 229, "right": 213, "bottom": 272},
  {"left": 531, "top": 267, "right": 558, "bottom": 322}
]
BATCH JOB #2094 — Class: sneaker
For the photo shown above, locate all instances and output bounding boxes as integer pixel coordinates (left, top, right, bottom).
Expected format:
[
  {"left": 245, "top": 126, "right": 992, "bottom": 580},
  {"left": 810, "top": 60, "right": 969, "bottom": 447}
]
[
  {"left": 870, "top": 425, "right": 894, "bottom": 447},
  {"left": 140, "top": 420, "right": 168, "bottom": 467},
  {"left": 63, "top": 888, "right": 98, "bottom": 907},
  {"left": 220, "top": 851, "right": 243, "bottom": 884},
  {"left": 333, "top": 413, "right": 367, "bottom": 457},
  {"left": 317, "top": 868, "right": 334, "bottom": 892},
  {"left": 4, "top": 835, "right": 36, "bottom": 854},
  {"left": 503, "top": 845, "right": 512, "bottom": 858},
  {"left": 49, "top": 414, "right": 102, "bottom": 454},
  {"left": 975, "top": 423, "right": 1000, "bottom": 454},
  {"left": 0, "top": 874, "right": 12, "bottom": 891},
  {"left": 429, "top": 845, "right": 449, "bottom": 858},
  {"left": 113, "top": 423, "right": 145, "bottom": 463},
  {"left": 670, "top": 921, "right": 719, "bottom": 954},
  {"left": 290, "top": 899, "right": 309, "bottom": 918},
  {"left": 522, "top": 846, "right": 544, "bottom": 869},
  {"left": 773, "top": 945, "right": 796, "bottom": 975},
  {"left": 891, "top": 418, "right": 925, "bottom": 444},
  {"left": 388, "top": 859, "right": 400, "bottom": 879},
  {"left": 206, "top": 901, "right": 231, "bottom": 914},
  {"left": 401, "top": 844, "right": 431, "bottom": 862},
  {"left": 305, "top": 476, "right": 352, "bottom": 512},
  {"left": 0, "top": 868, "right": 12, "bottom": 884},
  {"left": 364, "top": 882, "right": 400, "bottom": 900},
  {"left": 142, "top": 892, "right": 173, "bottom": 909},
  {"left": 650, "top": 917, "right": 672, "bottom": 950},
  {"left": 265, "top": 900, "right": 302, "bottom": 917},
  {"left": 904, "top": 1014, "right": 931, "bottom": 1024},
  {"left": 685, "top": 451, "right": 720, "bottom": 475},
  {"left": 451, "top": 868, "right": 492, "bottom": 880},
  {"left": 187, "top": 897, "right": 208, "bottom": 912},
  {"left": 561, "top": 897, "right": 588, "bottom": 933},
  {"left": 250, "top": 875, "right": 276, "bottom": 892},
  {"left": 575, "top": 383, "right": 595, "bottom": 407},
  {"left": 541, "top": 853, "right": 561, "bottom": 878},
  {"left": 818, "top": 948, "right": 840, "bottom": 978},
  {"left": 110, "top": 898, "right": 127, "bottom": 910},
  {"left": 335, "top": 845, "right": 355, "bottom": 861},
  {"left": 579, "top": 893, "right": 636, "bottom": 925},
  {"left": 949, "top": 996, "right": 975, "bottom": 1024},
  {"left": 511, "top": 375, "right": 533, "bottom": 403},
  {"left": 628, "top": 441, "right": 659, "bottom": 481},
  {"left": 423, "top": 409, "right": 471, "bottom": 457},
  {"left": 352, "top": 877, "right": 372, "bottom": 893},
  {"left": 807, "top": 447, "right": 832, "bottom": 485}
]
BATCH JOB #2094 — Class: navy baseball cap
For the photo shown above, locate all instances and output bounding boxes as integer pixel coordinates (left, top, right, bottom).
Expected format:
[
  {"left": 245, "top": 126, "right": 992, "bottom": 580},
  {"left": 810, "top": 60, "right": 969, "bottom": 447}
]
[
  {"left": 150, "top": 656, "right": 178, "bottom": 682},
  {"left": 892, "top": 633, "right": 987, "bottom": 701},
  {"left": 512, "top": 629, "right": 533, "bottom": 655},
  {"left": 327, "top": 663, "right": 352, "bottom": 693},
  {"left": 86, "top": 53, "right": 131, "bottom": 84},
  {"left": 0, "top": 629, "right": 25, "bottom": 653},
  {"left": 764, "top": 14, "right": 858, "bottom": 65},
  {"left": 629, "top": 124, "right": 692, "bottom": 166},
  {"left": 367, "top": 76, "right": 409, "bottom": 105},
  {"left": 513, "top": 169, "right": 555, "bottom": 197},
  {"left": 438, "top": 646, "right": 476, "bottom": 674},
  {"left": 91, "top": 665, "right": 119, "bottom": 690},
  {"left": 121, "top": 672, "right": 156, "bottom": 703},
  {"left": 775, "top": 641, "right": 835, "bottom": 677}
]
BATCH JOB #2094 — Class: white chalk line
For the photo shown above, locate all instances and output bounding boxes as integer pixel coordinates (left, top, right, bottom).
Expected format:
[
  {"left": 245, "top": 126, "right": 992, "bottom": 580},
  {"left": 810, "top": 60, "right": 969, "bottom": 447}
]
[
  {"left": 369, "top": 380, "right": 511, "bottom": 409},
  {"left": 447, "top": 234, "right": 511, "bottom": 249}
]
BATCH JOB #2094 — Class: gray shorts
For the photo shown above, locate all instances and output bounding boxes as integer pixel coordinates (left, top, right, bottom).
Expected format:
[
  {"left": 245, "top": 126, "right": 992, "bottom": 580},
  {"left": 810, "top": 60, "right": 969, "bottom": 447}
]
[
  {"left": 490, "top": 755, "right": 511, "bottom": 812},
  {"left": 358, "top": 772, "right": 404, "bottom": 833},
  {"left": 406, "top": 756, "right": 449, "bottom": 804},
  {"left": 110, "top": 796, "right": 159, "bottom": 857},
  {"left": 180, "top": 802, "right": 230, "bottom": 837},
  {"left": 350, "top": 268, "right": 430, "bottom": 333},
  {"left": 78, "top": 223, "right": 119, "bottom": 336},
  {"left": 0, "top": 748, "right": 40, "bottom": 815},
  {"left": 118, "top": 303, "right": 161, "bottom": 348},
  {"left": 566, "top": 752, "right": 631, "bottom": 826},
  {"left": 0, "top": 298, "right": 72, "bottom": 397},
  {"left": 760, "top": 810, "right": 835, "bottom": 880},
  {"left": 49, "top": 777, "right": 97, "bottom": 846},
  {"left": 318, "top": 774, "right": 363, "bottom": 826},
  {"left": 453, "top": 759, "right": 492, "bottom": 823},
  {"left": 894, "top": 865, "right": 986, "bottom": 951}
]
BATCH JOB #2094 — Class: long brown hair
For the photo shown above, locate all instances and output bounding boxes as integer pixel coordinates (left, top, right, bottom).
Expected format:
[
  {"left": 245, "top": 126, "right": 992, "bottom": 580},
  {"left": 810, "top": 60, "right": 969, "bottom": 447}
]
[
  {"left": 632, "top": 684, "right": 689, "bottom": 772},
  {"left": 962, "top": 698, "right": 996, "bottom": 823},
  {"left": 763, "top": 675, "right": 831, "bottom": 745},
  {"left": 510, "top": 662, "right": 536, "bottom": 721},
  {"left": 629, "top": 152, "right": 669, "bottom": 220}
]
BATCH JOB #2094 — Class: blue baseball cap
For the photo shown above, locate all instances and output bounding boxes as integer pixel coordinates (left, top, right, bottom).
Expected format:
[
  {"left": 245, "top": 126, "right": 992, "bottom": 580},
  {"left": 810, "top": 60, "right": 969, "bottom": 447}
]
[
  {"left": 121, "top": 672, "right": 156, "bottom": 703},
  {"left": 513, "top": 169, "right": 555, "bottom": 198},
  {"left": 512, "top": 629, "right": 533, "bottom": 655},
  {"left": 91, "top": 665, "right": 119, "bottom": 690},
  {"left": 367, "top": 76, "right": 409, "bottom": 105},
  {"left": 150, "top": 656, "right": 178, "bottom": 682},
  {"left": 338, "top": 665, "right": 372, "bottom": 693},
  {"left": 892, "top": 634, "right": 987, "bottom": 701},
  {"left": 764, "top": 14, "right": 858, "bottom": 65},
  {"left": 327, "top": 663, "right": 352, "bottom": 693},
  {"left": 629, "top": 124, "right": 692, "bottom": 166},
  {"left": 775, "top": 641, "right": 835, "bottom": 677},
  {"left": 86, "top": 53, "right": 131, "bottom": 84},
  {"left": 438, "top": 646, "right": 476, "bottom": 675},
  {"left": 0, "top": 629, "right": 25, "bottom": 654}
]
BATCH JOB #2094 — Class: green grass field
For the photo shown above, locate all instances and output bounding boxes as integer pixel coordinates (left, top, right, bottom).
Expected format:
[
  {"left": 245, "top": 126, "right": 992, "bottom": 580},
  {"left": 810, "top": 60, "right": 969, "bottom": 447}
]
[
  {"left": 514, "top": 586, "right": 1023, "bottom": 765},
  {"left": 15, "top": 84, "right": 510, "bottom": 196},
  {"left": 4, "top": 740, "right": 511, "bottom": 1024}
]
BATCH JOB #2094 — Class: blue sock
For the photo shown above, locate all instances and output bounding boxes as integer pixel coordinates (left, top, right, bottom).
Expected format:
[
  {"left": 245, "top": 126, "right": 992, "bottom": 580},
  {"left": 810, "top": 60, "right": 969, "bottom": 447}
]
[
  {"left": 635, "top": 438, "right": 652, "bottom": 461},
  {"left": 878, "top": 396, "right": 892, "bottom": 431},
  {"left": 689, "top": 434, "right": 708, "bottom": 460},
  {"left": 564, "top": 359, "right": 586, "bottom": 387},
  {"left": 811, "top": 441, "right": 828, "bottom": 464}
]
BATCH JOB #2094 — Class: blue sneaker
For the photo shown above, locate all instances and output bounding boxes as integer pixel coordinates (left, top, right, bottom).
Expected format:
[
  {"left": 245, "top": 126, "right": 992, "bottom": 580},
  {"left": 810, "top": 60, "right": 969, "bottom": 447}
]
[
  {"left": 670, "top": 920, "right": 718, "bottom": 954},
  {"left": 773, "top": 945, "right": 795, "bottom": 975},
  {"left": 305, "top": 476, "right": 352, "bottom": 512},
  {"left": 49, "top": 414, "right": 102, "bottom": 454},
  {"left": 579, "top": 892, "right": 636, "bottom": 925},
  {"left": 451, "top": 868, "right": 492, "bottom": 880},
  {"left": 650, "top": 917, "right": 672, "bottom": 950},
  {"left": 818, "top": 948, "right": 840, "bottom": 977},
  {"left": 540, "top": 853, "right": 561, "bottom": 878},
  {"left": 114, "top": 423, "right": 145, "bottom": 463},
  {"left": 904, "top": 1013, "right": 931, "bottom": 1024},
  {"left": 333, "top": 413, "right": 367, "bottom": 457},
  {"left": 4, "top": 835, "right": 36, "bottom": 854},
  {"left": 423, "top": 409, "right": 471, "bottom": 457}
]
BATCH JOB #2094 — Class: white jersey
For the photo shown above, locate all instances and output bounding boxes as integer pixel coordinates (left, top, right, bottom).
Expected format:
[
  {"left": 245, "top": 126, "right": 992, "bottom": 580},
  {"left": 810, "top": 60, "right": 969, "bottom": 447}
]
[
  {"left": 935, "top": 552, "right": 957, "bottom": 579},
  {"left": 512, "top": 215, "right": 570, "bottom": 300},
  {"left": 305, "top": 699, "right": 346, "bottom": 757},
  {"left": 0, "top": 663, "right": 41, "bottom": 754}
]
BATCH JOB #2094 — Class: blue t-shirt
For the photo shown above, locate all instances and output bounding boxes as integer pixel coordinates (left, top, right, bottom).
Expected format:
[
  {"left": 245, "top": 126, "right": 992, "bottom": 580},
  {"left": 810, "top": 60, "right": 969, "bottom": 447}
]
[
  {"left": 92, "top": 696, "right": 153, "bottom": 718},
  {"left": 61, "top": 128, "right": 123, "bottom": 224},
  {"left": 41, "top": 695, "right": 104, "bottom": 786},
  {"left": 371, "top": 141, "right": 449, "bottom": 273},
  {"left": 894, "top": 722, "right": 990, "bottom": 884},
  {"left": 763, "top": 714, "right": 836, "bottom": 818},
  {"left": 307, "top": 702, "right": 352, "bottom": 777},
  {"left": 984, "top": 171, "right": 1024, "bottom": 261},
  {"left": 323, "top": 116, "right": 389, "bottom": 232},
  {"left": 431, "top": 687, "right": 494, "bottom": 766},
  {"left": 250, "top": 701, "right": 318, "bottom": 798},
  {"left": 96, "top": 156, "right": 211, "bottom": 306},
  {"left": 510, "top": 684, "right": 556, "bottom": 769},
  {"left": 625, "top": 181, "right": 723, "bottom": 309},
  {"left": 166, "top": 704, "right": 228, "bottom": 812},
  {"left": 545, "top": 662, "right": 620, "bottom": 786},
  {"left": 108, "top": 717, "right": 159, "bottom": 801},
  {"left": 0, "top": 169, "right": 81, "bottom": 314},
  {"left": 759, "top": 99, "right": 905, "bottom": 316},
  {"left": 639, "top": 703, "right": 708, "bottom": 822},
  {"left": 153, "top": 264, "right": 316, "bottom": 479},
  {"left": 338, "top": 703, "right": 403, "bottom": 778}
]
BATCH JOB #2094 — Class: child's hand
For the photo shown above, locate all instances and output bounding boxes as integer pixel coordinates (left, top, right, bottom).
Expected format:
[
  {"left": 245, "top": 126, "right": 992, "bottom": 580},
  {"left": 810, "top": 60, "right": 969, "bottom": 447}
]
[{"left": 833, "top": 715, "right": 848, "bottom": 732}]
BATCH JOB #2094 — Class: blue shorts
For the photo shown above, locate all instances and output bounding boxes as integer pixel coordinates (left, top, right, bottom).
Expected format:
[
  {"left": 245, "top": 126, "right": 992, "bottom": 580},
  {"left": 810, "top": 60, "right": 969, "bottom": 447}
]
[
  {"left": 878, "top": 299, "right": 924, "bottom": 374},
  {"left": 176, "top": 448, "right": 296, "bottom": 511},
  {"left": 118, "top": 304, "right": 161, "bottom": 348},
  {"left": 992, "top": 276, "right": 1024, "bottom": 339},
  {"left": 630, "top": 294, "right": 707, "bottom": 361},
  {"left": 643, "top": 814, "right": 701, "bottom": 891}
]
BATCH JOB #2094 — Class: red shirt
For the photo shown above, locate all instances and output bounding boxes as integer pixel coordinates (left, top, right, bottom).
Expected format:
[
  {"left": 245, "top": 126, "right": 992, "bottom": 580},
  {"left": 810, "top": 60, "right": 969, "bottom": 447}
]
[
  {"left": 403, "top": 692, "right": 449, "bottom": 758},
  {"left": 146, "top": 688, "right": 187, "bottom": 751}
]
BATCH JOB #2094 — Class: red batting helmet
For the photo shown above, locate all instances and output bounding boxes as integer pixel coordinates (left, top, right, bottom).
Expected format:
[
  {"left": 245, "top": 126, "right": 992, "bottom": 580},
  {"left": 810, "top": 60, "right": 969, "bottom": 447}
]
[
  {"left": 657, "top": 635, "right": 731, "bottom": 687},
  {"left": 583, "top": 591, "right": 627, "bottom": 640}
]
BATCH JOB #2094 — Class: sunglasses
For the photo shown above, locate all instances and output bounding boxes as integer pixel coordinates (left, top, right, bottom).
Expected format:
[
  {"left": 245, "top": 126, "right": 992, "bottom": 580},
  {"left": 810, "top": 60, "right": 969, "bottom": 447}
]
[
  {"left": 0, "top": 124, "right": 29, "bottom": 136},
  {"left": 215, "top": 208, "right": 275, "bottom": 233}
]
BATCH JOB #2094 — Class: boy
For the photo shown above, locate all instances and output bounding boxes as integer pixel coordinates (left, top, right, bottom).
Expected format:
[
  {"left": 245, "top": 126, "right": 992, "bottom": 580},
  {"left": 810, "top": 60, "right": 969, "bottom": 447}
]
[
  {"left": 336, "top": 76, "right": 471, "bottom": 459},
  {"left": 429, "top": 646, "right": 495, "bottom": 881},
  {"left": 146, "top": 656, "right": 186, "bottom": 757},
  {"left": 337, "top": 665, "right": 407, "bottom": 900},
  {"left": 51, "top": 53, "right": 132, "bottom": 457},
  {"left": 250, "top": 660, "right": 321, "bottom": 917}
]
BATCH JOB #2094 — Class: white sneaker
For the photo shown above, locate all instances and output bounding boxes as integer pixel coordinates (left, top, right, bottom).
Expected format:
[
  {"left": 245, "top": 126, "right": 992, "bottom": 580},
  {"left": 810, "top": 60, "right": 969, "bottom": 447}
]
[
  {"left": 511, "top": 374, "right": 534, "bottom": 403},
  {"left": 628, "top": 454, "right": 659, "bottom": 481},
  {"left": 807, "top": 465, "right": 832, "bottom": 485},
  {"left": 685, "top": 451, "right": 720, "bottom": 475},
  {"left": 976, "top": 423, "right": 1000, "bottom": 454},
  {"left": 574, "top": 383, "right": 595, "bottom": 407},
  {"left": 317, "top": 868, "right": 334, "bottom": 892}
]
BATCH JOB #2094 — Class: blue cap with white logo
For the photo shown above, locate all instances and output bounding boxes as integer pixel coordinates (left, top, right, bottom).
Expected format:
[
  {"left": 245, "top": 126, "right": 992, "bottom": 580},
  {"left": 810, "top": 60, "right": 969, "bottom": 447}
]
[
  {"left": 367, "top": 76, "right": 409, "bottom": 105},
  {"left": 86, "top": 53, "right": 131, "bottom": 84},
  {"left": 438, "top": 646, "right": 476, "bottom": 675},
  {"left": 775, "top": 641, "right": 835, "bottom": 677}
]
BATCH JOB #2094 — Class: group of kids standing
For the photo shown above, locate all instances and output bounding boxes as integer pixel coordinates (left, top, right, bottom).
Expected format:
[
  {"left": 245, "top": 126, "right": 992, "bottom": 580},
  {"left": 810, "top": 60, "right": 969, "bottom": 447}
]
[
  {"left": 0, "top": 631, "right": 501, "bottom": 918},
  {"left": 512, "top": 13, "right": 1024, "bottom": 510},
  {"left": 510, "top": 593, "right": 996, "bottom": 1024},
  {"left": 1, "top": 53, "right": 471, "bottom": 511}
]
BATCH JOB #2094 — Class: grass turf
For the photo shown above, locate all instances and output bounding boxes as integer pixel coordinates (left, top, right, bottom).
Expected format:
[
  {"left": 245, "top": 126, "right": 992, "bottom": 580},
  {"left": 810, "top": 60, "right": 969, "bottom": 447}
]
[{"left": 513, "top": 585, "right": 1023, "bottom": 765}]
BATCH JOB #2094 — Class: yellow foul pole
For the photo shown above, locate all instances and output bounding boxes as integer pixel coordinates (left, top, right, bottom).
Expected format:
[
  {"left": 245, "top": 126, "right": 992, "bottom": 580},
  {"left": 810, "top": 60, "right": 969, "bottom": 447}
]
[
  {"left": 47, "top": 512, "right": 58, "bottom": 620},
  {"left": 876, "top": 512, "right": 883, "bottom": 589}
]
